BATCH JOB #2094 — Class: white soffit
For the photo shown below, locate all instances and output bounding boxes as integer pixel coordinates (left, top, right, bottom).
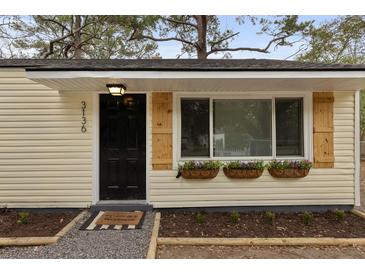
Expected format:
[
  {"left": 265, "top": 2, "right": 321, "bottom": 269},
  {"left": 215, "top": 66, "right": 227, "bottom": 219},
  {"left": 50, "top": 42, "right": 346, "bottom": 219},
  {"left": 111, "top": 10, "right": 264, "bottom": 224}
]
[{"left": 26, "top": 70, "right": 365, "bottom": 92}]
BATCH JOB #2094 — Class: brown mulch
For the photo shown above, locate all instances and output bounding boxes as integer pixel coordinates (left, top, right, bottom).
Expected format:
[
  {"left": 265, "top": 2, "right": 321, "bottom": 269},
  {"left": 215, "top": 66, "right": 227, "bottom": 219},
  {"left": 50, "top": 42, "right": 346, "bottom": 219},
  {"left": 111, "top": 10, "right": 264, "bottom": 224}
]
[
  {"left": 159, "top": 211, "right": 365, "bottom": 238},
  {"left": 0, "top": 210, "right": 80, "bottom": 237}
]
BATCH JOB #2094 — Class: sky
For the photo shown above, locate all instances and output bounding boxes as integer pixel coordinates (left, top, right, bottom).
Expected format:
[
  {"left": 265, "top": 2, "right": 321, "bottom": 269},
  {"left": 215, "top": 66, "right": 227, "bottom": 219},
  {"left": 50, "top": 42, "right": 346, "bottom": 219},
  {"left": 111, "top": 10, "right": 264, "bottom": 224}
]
[{"left": 157, "top": 16, "right": 338, "bottom": 60}]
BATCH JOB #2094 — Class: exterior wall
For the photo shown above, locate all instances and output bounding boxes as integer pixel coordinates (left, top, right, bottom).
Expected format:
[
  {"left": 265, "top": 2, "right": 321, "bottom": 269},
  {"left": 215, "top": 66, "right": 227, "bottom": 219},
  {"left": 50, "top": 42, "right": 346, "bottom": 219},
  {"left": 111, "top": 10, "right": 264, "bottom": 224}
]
[
  {"left": 0, "top": 69, "right": 93, "bottom": 208},
  {"left": 149, "top": 91, "right": 356, "bottom": 208},
  {"left": 0, "top": 69, "right": 356, "bottom": 209}
]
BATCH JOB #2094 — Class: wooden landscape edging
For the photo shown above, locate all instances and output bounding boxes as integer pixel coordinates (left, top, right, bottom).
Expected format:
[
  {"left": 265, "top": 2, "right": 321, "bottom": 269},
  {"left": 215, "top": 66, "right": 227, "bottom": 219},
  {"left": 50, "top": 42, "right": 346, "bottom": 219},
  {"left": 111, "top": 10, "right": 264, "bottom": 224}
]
[
  {"left": 55, "top": 209, "right": 88, "bottom": 237},
  {"left": 147, "top": 212, "right": 161, "bottom": 259},
  {"left": 0, "top": 210, "right": 87, "bottom": 247},
  {"left": 350, "top": 209, "right": 365, "bottom": 219},
  {"left": 0, "top": 236, "right": 58, "bottom": 246},
  {"left": 157, "top": 237, "right": 365, "bottom": 246}
]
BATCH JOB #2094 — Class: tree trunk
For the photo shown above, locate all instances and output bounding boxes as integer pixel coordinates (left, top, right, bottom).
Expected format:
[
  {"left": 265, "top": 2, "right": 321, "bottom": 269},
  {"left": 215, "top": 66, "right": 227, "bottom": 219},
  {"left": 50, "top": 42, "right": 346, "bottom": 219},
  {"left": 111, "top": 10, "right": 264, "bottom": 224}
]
[
  {"left": 73, "top": 15, "right": 83, "bottom": 59},
  {"left": 196, "top": 15, "right": 207, "bottom": 59}
]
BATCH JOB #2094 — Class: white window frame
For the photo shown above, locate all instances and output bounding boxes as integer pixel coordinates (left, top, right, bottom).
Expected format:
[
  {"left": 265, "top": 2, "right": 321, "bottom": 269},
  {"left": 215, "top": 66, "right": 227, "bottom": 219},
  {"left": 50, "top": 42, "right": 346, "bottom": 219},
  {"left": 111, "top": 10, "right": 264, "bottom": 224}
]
[{"left": 174, "top": 91, "right": 312, "bottom": 167}]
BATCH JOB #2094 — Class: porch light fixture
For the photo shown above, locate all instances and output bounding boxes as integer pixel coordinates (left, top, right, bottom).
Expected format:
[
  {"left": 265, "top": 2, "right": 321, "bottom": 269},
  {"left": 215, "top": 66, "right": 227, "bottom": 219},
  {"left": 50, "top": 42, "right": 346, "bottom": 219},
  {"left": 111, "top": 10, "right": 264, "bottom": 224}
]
[{"left": 106, "top": 84, "right": 127, "bottom": 96}]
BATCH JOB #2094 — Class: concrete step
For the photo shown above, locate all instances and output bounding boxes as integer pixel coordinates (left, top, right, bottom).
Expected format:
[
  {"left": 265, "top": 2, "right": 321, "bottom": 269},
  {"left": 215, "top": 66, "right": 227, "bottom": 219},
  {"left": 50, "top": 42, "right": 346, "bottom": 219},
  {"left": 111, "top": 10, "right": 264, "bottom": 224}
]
[{"left": 90, "top": 203, "right": 152, "bottom": 212}]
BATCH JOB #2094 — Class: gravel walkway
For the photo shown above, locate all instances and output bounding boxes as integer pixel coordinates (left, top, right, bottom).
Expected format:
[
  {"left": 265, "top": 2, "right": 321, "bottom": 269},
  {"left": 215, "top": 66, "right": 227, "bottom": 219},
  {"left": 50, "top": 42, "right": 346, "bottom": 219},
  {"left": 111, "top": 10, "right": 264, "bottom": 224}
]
[{"left": 0, "top": 211, "right": 154, "bottom": 259}]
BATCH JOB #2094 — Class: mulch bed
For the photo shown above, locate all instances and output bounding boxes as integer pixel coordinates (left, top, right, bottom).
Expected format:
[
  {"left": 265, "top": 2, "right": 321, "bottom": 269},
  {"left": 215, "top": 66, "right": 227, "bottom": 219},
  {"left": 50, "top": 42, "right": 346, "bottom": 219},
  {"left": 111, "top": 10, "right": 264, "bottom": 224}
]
[
  {"left": 0, "top": 209, "right": 80, "bottom": 237},
  {"left": 159, "top": 211, "right": 365, "bottom": 238}
]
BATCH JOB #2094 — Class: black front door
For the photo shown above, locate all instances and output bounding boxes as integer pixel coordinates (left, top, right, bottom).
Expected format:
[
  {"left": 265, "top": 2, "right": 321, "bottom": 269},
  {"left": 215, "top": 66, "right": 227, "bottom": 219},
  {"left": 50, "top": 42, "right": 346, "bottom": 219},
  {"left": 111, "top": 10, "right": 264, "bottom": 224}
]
[{"left": 100, "top": 94, "right": 146, "bottom": 200}]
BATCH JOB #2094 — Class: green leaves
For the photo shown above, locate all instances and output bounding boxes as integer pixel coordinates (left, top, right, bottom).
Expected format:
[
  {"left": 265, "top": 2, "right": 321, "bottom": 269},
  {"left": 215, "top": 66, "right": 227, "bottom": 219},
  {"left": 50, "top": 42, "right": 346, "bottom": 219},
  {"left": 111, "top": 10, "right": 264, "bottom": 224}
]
[
  {"left": 224, "top": 160, "right": 265, "bottom": 171},
  {"left": 0, "top": 15, "right": 159, "bottom": 59},
  {"left": 1, "top": 15, "right": 317, "bottom": 59},
  {"left": 299, "top": 16, "right": 365, "bottom": 64},
  {"left": 267, "top": 160, "right": 313, "bottom": 170},
  {"left": 178, "top": 160, "right": 223, "bottom": 171},
  {"left": 302, "top": 211, "right": 314, "bottom": 225},
  {"left": 298, "top": 16, "right": 365, "bottom": 136},
  {"left": 17, "top": 212, "right": 29, "bottom": 225}
]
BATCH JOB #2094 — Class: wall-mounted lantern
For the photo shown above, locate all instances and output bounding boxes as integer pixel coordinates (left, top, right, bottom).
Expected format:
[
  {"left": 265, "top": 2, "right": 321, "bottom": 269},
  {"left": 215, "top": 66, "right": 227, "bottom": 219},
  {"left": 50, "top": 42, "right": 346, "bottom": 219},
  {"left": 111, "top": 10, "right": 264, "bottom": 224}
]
[{"left": 106, "top": 84, "right": 127, "bottom": 96}]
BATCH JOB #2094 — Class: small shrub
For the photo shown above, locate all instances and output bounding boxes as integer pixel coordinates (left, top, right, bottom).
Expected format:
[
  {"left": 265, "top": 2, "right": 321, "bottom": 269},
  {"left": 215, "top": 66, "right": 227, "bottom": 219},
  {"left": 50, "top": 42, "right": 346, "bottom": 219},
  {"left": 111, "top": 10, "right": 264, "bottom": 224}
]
[
  {"left": 302, "top": 211, "right": 314, "bottom": 225},
  {"left": 335, "top": 209, "right": 345, "bottom": 221},
  {"left": 265, "top": 211, "right": 276, "bottom": 225},
  {"left": 196, "top": 212, "right": 205, "bottom": 225},
  {"left": 17, "top": 212, "right": 29, "bottom": 225},
  {"left": 230, "top": 211, "right": 240, "bottom": 224}
]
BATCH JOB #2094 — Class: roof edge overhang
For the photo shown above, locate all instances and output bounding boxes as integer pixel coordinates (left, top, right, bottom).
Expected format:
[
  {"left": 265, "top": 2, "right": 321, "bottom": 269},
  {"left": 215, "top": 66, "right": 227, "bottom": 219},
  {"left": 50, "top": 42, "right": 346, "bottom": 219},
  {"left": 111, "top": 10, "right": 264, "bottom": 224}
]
[
  {"left": 25, "top": 70, "right": 365, "bottom": 92},
  {"left": 23, "top": 67, "right": 365, "bottom": 72},
  {"left": 26, "top": 70, "right": 365, "bottom": 79}
]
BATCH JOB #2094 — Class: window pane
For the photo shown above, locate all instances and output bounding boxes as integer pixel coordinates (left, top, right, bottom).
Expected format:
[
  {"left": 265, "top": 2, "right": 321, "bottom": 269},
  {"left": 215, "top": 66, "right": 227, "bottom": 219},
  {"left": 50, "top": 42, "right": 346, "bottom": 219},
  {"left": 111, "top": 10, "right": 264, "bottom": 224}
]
[
  {"left": 275, "top": 98, "right": 304, "bottom": 156},
  {"left": 213, "top": 99, "right": 272, "bottom": 157},
  {"left": 181, "top": 98, "right": 210, "bottom": 157}
]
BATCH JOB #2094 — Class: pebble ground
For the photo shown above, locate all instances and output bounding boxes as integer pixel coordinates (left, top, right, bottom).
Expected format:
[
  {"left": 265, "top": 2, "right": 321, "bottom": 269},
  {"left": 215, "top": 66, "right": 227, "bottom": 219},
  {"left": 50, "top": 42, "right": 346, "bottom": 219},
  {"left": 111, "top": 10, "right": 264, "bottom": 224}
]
[{"left": 0, "top": 211, "right": 154, "bottom": 259}]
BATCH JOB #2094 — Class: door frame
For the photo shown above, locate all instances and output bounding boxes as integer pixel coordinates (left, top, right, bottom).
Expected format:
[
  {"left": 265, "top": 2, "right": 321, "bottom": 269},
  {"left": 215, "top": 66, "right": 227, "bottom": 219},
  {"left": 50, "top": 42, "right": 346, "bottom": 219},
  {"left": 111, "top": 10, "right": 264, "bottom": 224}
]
[{"left": 92, "top": 91, "right": 149, "bottom": 205}]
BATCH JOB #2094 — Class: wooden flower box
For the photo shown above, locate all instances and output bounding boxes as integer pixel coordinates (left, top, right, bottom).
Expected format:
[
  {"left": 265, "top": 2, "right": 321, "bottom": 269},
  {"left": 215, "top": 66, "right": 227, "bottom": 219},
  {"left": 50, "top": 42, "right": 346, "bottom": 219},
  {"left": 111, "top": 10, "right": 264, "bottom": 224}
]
[
  {"left": 268, "top": 168, "right": 310, "bottom": 178},
  {"left": 223, "top": 168, "right": 263, "bottom": 179},
  {"left": 180, "top": 169, "right": 219, "bottom": 179}
]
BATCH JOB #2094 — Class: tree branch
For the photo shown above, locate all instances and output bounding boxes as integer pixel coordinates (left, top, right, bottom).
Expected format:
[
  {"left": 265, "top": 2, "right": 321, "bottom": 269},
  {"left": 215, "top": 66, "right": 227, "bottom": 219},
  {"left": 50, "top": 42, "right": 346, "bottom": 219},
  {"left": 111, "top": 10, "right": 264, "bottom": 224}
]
[
  {"left": 38, "top": 16, "right": 70, "bottom": 33},
  {"left": 210, "top": 32, "right": 239, "bottom": 46},
  {"left": 130, "top": 33, "right": 195, "bottom": 47},
  {"left": 285, "top": 44, "right": 309, "bottom": 60},
  {"left": 334, "top": 36, "right": 351, "bottom": 63},
  {"left": 163, "top": 17, "right": 198, "bottom": 29},
  {"left": 208, "top": 46, "right": 269, "bottom": 55},
  {"left": 128, "top": 28, "right": 138, "bottom": 41},
  {"left": 208, "top": 34, "right": 291, "bottom": 56},
  {"left": 42, "top": 24, "right": 86, "bottom": 59},
  {"left": 78, "top": 34, "right": 98, "bottom": 47}
]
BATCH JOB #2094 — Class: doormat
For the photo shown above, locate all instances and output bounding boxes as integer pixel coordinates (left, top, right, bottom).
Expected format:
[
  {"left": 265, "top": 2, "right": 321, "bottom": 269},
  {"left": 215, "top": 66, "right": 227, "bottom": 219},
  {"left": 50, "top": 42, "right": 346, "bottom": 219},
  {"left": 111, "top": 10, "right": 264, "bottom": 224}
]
[{"left": 80, "top": 211, "right": 145, "bottom": 231}]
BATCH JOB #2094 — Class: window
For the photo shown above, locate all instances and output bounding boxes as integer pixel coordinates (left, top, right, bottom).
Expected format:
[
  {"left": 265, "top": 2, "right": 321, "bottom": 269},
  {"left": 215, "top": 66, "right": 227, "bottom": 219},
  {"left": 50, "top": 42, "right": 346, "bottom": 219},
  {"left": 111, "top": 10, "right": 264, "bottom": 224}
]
[
  {"left": 275, "top": 98, "right": 304, "bottom": 156},
  {"left": 181, "top": 98, "right": 210, "bottom": 157},
  {"left": 179, "top": 96, "right": 307, "bottom": 159},
  {"left": 213, "top": 99, "right": 272, "bottom": 156}
]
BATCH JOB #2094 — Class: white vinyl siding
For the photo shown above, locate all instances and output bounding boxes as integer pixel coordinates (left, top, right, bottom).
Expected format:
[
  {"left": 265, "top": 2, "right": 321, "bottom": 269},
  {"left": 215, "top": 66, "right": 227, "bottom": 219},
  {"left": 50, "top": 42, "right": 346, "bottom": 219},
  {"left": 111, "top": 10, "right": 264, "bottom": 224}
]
[
  {"left": 149, "top": 91, "right": 355, "bottom": 208},
  {"left": 0, "top": 69, "right": 93, "bottom": 208},
  {"left": 0, "top": 69, "right": 356, "bottom": 209}
]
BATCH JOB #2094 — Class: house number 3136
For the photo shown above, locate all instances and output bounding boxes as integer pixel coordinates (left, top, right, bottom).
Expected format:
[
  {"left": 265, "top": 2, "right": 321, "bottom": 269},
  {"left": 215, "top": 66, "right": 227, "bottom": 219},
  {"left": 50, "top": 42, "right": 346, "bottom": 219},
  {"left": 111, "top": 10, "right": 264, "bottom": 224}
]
[{"left": 81, "top": 101, "right": 87, "bottom": 133}]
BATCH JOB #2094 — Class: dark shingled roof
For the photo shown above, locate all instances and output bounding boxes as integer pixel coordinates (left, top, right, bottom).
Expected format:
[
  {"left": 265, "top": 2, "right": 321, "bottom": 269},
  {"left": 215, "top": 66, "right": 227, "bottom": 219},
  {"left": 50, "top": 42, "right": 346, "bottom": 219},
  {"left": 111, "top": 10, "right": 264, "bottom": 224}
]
[{"left": 1, "top": 58, "right": 365, "bottom": 71}]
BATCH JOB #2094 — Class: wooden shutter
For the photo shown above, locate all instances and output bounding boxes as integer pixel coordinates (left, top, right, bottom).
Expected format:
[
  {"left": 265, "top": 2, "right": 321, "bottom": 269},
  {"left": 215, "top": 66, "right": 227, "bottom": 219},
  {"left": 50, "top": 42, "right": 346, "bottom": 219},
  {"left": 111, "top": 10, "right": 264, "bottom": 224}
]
[
  {"left": 152, "top": 92, "right": 173, "bottom": 170},
  {"left": 313, "top": 92, "right": 334, "bottom": 168}
]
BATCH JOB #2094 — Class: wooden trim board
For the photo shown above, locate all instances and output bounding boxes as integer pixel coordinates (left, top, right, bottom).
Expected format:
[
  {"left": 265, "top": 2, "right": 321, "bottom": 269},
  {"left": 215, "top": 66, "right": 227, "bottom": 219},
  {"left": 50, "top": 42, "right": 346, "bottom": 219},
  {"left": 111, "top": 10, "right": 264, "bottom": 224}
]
[
  {"left": 157, "top": 237, "right": 365, "bottom": 246},
  {"left": 0, "top": 236, "right": 58, "bottom": 246},
  {"left": 147, "top": 212, "right": 161, "bottom": 259},
  {"left": 350, "top": 209, "right": 365, "bottom": 219},
  {"left": 55, "top": 210, "right": 88, "bottom": 237}
]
